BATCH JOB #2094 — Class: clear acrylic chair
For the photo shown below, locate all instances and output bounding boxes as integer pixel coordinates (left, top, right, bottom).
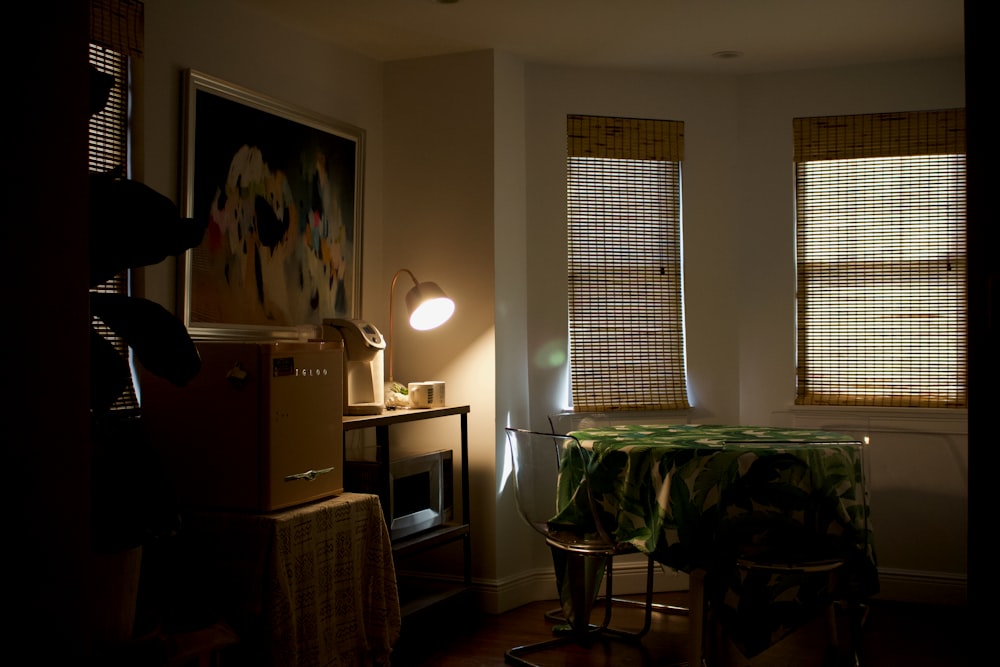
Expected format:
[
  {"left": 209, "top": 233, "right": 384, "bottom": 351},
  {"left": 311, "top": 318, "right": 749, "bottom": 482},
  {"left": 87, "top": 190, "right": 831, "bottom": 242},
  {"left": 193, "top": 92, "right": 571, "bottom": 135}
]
[
  {"left": 689, "top": 439, "right": 870, "bottom": 667},
  {"left": 503, "top": 427, "right": 657, "bottom": 666},
  {"left": 546, "top": 413, "right": 689, "bottom": 623}
]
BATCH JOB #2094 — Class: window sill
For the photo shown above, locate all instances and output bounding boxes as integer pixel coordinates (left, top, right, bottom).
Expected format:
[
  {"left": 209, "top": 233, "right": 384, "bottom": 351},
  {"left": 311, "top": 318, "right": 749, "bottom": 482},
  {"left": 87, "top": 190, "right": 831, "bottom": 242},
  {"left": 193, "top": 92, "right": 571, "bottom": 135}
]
[{"left": 772, "top": 405, "right": 968, "bottom": 436}]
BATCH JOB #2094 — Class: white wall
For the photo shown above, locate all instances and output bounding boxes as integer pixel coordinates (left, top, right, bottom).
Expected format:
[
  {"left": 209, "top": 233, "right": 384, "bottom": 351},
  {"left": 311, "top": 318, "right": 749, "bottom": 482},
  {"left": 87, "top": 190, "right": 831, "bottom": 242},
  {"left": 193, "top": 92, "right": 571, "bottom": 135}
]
[
  {"left": 380, "top": 51, "right": 499, "bottom": 591},
  {"left": 778, "top": 408, "right": 968, "bottom": 604},
  {"left": 492, "top": 53, "right": 539, "bottom": 592}
]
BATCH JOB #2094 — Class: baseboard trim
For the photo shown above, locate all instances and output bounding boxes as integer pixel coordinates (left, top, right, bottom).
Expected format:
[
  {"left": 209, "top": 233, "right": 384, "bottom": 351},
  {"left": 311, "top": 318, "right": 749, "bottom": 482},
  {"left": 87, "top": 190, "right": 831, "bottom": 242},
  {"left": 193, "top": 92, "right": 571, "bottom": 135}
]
[
  {"left": 479, "top": 556, "right": 690, "bottom": 615},
  {"left": 474, "top": 562, "right": 966, "bottom": 614},
  {"left": 872, "top": 567, "right": 967, "bottom": 606}
]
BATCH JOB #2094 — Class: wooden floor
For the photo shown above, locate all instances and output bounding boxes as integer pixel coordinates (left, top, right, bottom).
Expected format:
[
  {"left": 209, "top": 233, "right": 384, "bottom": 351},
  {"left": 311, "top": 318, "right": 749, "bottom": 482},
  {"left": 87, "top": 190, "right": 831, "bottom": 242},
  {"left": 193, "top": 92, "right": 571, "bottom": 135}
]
[{"left": 391, "top": 591, "right": 967, "bottom": 667}]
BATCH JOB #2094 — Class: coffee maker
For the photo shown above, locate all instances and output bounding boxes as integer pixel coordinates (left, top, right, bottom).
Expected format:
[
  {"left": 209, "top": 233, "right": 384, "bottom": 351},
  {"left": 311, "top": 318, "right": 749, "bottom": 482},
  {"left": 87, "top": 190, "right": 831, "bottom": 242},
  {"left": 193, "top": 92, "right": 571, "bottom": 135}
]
[{"left": 321, "top": 318, "right": 386, "bottom": 415}]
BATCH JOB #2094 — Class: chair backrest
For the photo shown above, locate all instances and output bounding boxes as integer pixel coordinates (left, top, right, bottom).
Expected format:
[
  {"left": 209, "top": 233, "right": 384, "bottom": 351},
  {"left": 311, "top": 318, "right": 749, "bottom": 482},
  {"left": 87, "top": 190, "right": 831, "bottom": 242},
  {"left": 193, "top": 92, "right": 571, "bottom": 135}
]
[
  {"left": 504, "top": 427, "right": 616, "bottom": 554},
  {"left": 548, "top": 410, "right": 691, "bottom": 435},
  {"left": 709, "top": 442, "right": 867, "bottom": 661},
  {"left": 547, "top": 412, "right": 612, "bottom": 435}
]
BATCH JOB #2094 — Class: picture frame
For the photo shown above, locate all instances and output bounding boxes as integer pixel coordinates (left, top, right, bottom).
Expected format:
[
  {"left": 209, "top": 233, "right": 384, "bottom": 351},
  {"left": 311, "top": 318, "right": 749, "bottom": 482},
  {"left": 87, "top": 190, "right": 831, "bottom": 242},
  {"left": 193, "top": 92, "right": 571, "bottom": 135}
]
[{"left": 179, "top": 69, "right": 365, "bottom": 340}]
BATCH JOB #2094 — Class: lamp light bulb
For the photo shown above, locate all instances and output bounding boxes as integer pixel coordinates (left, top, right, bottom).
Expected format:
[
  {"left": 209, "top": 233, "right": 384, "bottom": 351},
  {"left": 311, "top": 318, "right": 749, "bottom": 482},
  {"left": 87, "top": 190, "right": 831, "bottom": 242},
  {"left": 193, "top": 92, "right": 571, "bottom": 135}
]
[{"left": 410, "top": 297, "right": 455, "bottom": 330}]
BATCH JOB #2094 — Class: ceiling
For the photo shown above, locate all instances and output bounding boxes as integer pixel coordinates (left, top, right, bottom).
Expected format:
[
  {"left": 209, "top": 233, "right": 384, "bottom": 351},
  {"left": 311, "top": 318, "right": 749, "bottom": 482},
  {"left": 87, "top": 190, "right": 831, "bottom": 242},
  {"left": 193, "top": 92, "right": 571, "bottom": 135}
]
[{"left": 235, "top": 0, "right": 964, "bottom": 74}]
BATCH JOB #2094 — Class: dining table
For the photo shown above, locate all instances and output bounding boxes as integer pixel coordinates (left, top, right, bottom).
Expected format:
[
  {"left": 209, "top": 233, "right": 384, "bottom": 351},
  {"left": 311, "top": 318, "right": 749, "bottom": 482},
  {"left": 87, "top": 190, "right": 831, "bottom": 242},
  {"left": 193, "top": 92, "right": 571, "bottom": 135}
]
[{"left": 550, "top": 423, "right": 879, "bottom": 659}]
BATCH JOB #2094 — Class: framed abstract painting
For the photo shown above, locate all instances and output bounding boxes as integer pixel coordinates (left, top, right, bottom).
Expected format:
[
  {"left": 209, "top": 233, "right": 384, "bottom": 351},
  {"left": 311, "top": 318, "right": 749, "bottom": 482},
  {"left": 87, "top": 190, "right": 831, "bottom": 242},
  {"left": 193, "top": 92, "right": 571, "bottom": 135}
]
[{"left": 179, "top": 69, "right": 365, "bottom": 339}]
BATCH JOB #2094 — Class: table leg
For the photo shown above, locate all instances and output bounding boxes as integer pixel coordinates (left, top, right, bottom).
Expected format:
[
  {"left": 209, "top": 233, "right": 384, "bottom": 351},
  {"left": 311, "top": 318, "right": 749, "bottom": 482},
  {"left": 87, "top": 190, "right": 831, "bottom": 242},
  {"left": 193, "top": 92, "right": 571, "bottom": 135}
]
[{"left": 688, "top": 568, "right": 706, "bottom": 667}]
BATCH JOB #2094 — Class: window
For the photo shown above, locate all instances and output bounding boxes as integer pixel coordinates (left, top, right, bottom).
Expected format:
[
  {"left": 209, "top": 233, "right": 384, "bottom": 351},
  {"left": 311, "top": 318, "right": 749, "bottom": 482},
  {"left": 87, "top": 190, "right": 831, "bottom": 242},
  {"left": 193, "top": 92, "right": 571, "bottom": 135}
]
[
  {"left": 566, "top": 114, "right": 689, "bottom": 412},
  {"left": 90, "top": 0, "right": 144, "bottom": 413},
  {"left": 794, "top": 109, "right": 967, "bottom": 408}
]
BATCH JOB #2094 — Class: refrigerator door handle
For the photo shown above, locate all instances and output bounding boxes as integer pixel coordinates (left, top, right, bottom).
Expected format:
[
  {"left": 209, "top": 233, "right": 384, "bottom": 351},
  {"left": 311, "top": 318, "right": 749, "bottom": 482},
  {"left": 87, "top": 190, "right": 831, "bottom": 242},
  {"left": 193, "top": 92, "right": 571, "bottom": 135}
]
[{"left": 284, "top": 466, "right": 336, "bottom": 483}]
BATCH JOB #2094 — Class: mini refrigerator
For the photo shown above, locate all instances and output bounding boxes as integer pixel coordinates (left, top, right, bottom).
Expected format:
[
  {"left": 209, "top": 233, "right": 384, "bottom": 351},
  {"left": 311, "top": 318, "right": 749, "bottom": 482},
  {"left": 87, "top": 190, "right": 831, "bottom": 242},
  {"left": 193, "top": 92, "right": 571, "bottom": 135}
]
[{"left": 140, "top": 340, "right": 344, "bottom": 512}]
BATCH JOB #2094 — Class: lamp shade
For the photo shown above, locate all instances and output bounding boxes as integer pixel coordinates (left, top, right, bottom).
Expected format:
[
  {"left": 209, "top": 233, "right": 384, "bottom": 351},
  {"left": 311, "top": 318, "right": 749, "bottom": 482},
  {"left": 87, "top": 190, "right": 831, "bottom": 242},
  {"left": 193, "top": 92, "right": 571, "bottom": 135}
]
[
  {"left": 387, "top": 268, "right": 456, "bottom": 387},
  {"left": 405, "top": 281, "right": 455, "bottom": 330}
]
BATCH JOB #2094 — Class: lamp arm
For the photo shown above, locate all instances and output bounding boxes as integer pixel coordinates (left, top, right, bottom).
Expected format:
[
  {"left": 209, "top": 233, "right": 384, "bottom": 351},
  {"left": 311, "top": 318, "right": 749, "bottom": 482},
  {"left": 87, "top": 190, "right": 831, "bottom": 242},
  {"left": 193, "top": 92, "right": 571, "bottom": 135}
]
[{"left": 388, "top": 268, "right": 421, "bottom": 385}]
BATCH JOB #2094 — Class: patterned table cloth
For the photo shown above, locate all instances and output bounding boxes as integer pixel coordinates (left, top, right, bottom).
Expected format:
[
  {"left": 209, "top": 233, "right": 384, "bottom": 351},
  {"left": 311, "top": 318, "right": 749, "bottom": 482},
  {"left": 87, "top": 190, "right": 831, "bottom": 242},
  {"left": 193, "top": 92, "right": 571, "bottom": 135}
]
[
  {"left": 184, "top": 492, "right": 401, "bottom": 667},
  {"left": 554, "top": 424, "right": 879, "bottom": 656}
]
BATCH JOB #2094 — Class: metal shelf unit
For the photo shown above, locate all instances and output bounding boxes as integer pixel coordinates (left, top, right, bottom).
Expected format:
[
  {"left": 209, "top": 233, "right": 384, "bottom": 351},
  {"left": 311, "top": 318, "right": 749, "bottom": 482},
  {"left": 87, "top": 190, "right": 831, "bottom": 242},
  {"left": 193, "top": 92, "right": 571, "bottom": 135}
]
[{"left": 342, "top": 405, "right": 472, "bottom": 616}]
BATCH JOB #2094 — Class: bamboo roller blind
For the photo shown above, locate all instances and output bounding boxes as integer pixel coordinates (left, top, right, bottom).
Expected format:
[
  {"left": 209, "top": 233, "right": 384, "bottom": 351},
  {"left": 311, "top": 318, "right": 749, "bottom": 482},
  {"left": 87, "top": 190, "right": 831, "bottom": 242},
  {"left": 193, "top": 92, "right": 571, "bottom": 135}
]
[
  {"left": 566, "top": 115, "right": 689, "bottom": 413},
  {"left": 568, "top": 114, "right": 684, "bottom": 161},
  {"left": 794, "top": 109, "right": 966, "bottom": 162},
  {"left": 794, "top": 109, "right": 967, "bottom": 408},
  {"left": 90, "top": 0, "right": 144, "bottom": 58},
  {"left": 89, "top": 0, "right": 143, "bottom": 414}
]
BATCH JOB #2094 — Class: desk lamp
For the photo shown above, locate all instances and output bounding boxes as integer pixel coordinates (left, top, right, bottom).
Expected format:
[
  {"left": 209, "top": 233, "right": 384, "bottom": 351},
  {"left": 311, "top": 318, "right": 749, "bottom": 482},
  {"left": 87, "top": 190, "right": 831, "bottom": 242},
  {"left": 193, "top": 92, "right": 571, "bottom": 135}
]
[{"left": 387, "top": 268, "right": 455, "bottom": 393}]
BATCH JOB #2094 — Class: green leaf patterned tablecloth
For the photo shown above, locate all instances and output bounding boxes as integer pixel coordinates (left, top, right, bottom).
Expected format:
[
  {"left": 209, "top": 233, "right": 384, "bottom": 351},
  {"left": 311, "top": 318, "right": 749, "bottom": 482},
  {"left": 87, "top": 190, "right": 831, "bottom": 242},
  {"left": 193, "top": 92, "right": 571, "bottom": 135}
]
[{"left": 555, "top": 424, "right": 879, "bottom": 657}]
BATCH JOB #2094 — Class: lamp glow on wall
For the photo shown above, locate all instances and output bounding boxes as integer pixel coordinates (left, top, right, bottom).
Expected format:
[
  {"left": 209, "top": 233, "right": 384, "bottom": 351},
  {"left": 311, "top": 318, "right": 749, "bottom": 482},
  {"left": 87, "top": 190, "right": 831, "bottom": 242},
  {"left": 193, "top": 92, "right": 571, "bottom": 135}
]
[{"left": 387, "top": 268, "right": 456, "bottom": 387}]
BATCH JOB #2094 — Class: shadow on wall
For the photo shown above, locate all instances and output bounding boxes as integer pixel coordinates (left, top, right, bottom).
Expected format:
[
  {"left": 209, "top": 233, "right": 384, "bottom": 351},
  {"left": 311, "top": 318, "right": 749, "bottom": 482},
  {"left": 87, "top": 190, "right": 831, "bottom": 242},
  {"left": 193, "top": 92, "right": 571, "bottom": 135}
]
[{"left": 868, "top": 488, "right": 967, "bottom": 574}]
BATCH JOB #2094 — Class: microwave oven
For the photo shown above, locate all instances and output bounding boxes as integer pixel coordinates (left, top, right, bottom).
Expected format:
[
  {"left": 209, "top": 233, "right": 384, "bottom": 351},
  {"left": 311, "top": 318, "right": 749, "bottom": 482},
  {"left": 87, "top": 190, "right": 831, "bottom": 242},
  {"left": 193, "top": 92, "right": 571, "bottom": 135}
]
[
  {"left": 140, "top": 340, "right": 344, "bottom": 512},
  {"left": 345, "top": 449, "right": 453, "bottom": 540}
]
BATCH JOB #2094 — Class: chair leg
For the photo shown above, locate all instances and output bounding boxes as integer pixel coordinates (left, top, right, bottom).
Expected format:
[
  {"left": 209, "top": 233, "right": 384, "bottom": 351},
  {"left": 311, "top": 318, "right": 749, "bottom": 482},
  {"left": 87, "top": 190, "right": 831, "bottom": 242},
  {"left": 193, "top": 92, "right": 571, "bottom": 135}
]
[
  {"left": 508, "top": 557, "right": 663, "bottom": 666},
  {"left": 610, "top": 596, "right": 689, "bottom": 615},
  {"left": 843, "top": 599, "right": 869, "bottom": 667},
  {"left": 505, "top": 632, "right": 603, "bottom": 666},
  {"left": 506, "top": 563, "right": 617, "bottom": 667},
  {"left": 602, "top": 554, "right": 654, "bottom": 639},
  {"left": 691, "top": 568, "right": 862, "bottom": 667},
  {"left": 825, "top": 601, "right": 839, "bottom": 649},
  {"left": 543, "top": 557, "right": 687, "bottom": 630}
]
